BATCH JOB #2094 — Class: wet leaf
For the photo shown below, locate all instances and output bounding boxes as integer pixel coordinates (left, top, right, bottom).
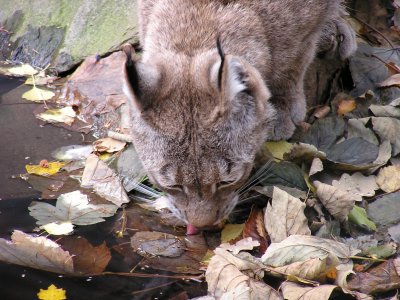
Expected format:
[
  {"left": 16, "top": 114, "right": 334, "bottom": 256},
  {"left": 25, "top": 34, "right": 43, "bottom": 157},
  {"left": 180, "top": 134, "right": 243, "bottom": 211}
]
[
  {"left": 22, "top": 86, "right": 55, "bottom": 102},
  {"left": 368, "top": 191, "right": 400, "bottom": 226},
  {"left": 52, "top": 145, "right": 93, "bottom": 161},
  {"left": 220, "top": 237, "right": 260, "bottom": 255},
  {"left": 314, "top": 181, "right": 357, "bottom": 222},
  {"left": 37, "top": 284, "right": 66, "bottom": 300},
  {"left": 0, "top": 230, "right": 73, "bottom": 274},
  {"left": 206, "top": 248, "right": 280, "bottom": 299},
  {"left": 29, "top": 190, "right": 118, "bottom": 229},
  {"left": 93, "top": 137, "right": 126, "bottom": 153},
  {"left": 281, "top": 282, "right": 338, "bottom": 300},
  {"left": 59, "top": 237, "right": 111, "bottom": 275},
  {"left": 332, "top": 172, "right": 378, "bottom": 198},
  {"left": 376, "top": 165, "right": 400, "bottom": 193},
  {"left": 348, "top": 206, "right": 377, "bottom": 231},
  {"left": 372, "top": 117, "right": 400, "bottom": 156},
  {"left": 131, "top": 231, "right": 186, "bottom": 258},
  {"left": 8, "top": 63, "right": 38, "bottom": 76},
  {"left": 347, "top": 258, "right": 400, "bottom": 294},
  {"left": 264, "top": 187, "right": 310, "bottom": 243},
  {"left": 36, "top": 106, "right": 76, "bottom": 125},
  {"left": 81, "top": 154, "right": 130, "bottom": 206},
  {"left": 25, "top": 161, "right": 66, "bottom": 176},
  {"left": 221, "top": 224, "right": 244, "bottom": 243},
  {"left": 326, "top": 138, "right": 379, "bottom": 166},
  {"left": 300, "top": 116, "right": 345, "bottom": 152},
  {"left": 261, "top": 235, "right": 359, "bottom": 267}
]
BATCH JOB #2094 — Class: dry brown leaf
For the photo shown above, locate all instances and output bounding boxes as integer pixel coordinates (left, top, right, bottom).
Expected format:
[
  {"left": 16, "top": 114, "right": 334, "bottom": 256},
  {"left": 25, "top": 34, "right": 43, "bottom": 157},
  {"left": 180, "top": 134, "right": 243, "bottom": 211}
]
[
  {"left": 332, "top": 172, "right": 378, "bottom": 198},
  {"left": 376, "top": 165, "right": 400, "bottom": 193},
  {"left": 81, "top": 154, "right": 130, "bottom": 206},
  {"left": 377, "top": 73, "right": 400, "bottom": 88},
  {"left": 281, "top": 282, "right": 338, "bottom": 300},
  {"left": 206, "top": 248, "right": 280, "bottom": 299},
  {"left": 314, "top": 181, "right": 357, "bottom": 222},
  {"left": 220, "top": 237, "right": 260, "bottom": 255},
  {"left": 265, "top": 187, "right": 310, "bottom": 243},
  {"left": 312, "top": 106, "right": 331, "bottom": 119},
  {"left": 93, "top": 137, "right": 126, "bottom": 153},
  {"left": 59, "top": 237, "right": 111, "bottom": 275},
  {"left": 271, "top": 257, "right": 332, "bottom": 281},
  {"left": 243, "top": 207, "right": 269, "bottom": 254},
  {"left": 0, "top": 230, "right": 73, "bottom": 274}
]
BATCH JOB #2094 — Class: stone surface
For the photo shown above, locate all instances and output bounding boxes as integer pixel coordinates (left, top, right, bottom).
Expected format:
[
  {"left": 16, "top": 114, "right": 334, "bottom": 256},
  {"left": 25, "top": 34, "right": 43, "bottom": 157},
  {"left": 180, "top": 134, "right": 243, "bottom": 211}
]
[{"left": 0, "top": 0, "right": 138, "bottom": 72}]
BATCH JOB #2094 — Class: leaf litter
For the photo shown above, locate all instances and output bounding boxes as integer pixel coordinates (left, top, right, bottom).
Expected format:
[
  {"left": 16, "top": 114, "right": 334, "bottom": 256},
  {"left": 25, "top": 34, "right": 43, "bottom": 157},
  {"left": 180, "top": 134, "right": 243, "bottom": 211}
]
[{"left": 6, "top": 5, "right": 400, "bottom": 298}]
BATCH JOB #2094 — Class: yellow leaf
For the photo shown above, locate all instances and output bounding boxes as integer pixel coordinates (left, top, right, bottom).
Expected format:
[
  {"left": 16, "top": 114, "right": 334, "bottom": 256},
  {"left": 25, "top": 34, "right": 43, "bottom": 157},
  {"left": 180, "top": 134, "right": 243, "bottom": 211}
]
[
  {"left": 337, "top": 99, "right": 357, "bottom": 116},
  {"left": 264, "top": 141, "right": 293, "bottom": 161},
  {"left": 37, "top": 284, "right": 67, "bottom": 300},
  {"left": 221, "top": 223, "right": 244, "bottom": 243},
  {"left": 26, "top": 161, "right": 66, "bottom": 176},
  {"left": 41, "top": 222, "right": 74, "bottom": 235},
  {"left": 22, "top": 86, "right": 55, "bottom": 102},
  {"left": 8, "top": 64, "right": 38, "bottom": 76},
  {"left": 36, "top": 107, "right": 76, "bottom": 125}
]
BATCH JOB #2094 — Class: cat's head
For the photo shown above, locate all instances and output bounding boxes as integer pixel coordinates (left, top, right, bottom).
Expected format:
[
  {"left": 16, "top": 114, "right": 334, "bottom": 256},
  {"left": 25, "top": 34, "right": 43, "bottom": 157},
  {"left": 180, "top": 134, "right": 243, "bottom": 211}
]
[{"left": 122, "top": 44, "right": 276, "bottom": 228}]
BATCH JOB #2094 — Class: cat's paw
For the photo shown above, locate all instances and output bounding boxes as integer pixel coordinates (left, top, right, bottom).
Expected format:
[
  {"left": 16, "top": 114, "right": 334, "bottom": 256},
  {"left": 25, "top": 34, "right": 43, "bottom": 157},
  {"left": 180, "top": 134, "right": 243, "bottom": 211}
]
[
  {"left": 318, "top": 18, "right": 357, "bottom": 60},
  {"left": 270, "top": 110, "right": 296, "bottom": 141}
]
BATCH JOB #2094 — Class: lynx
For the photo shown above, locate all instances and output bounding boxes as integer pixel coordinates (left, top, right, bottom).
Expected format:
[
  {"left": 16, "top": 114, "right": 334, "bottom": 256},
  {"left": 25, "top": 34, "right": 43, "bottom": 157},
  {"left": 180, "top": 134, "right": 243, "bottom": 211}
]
[{"left": 123, "top": 0, "right": 356, "bottom": 229}]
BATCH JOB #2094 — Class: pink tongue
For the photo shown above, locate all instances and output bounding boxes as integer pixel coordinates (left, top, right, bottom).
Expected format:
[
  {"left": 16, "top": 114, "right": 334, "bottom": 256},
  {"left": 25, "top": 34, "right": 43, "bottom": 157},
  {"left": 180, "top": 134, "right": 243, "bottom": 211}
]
[{"left": 186, "top": 224, "right": 200, "bottom": 235}]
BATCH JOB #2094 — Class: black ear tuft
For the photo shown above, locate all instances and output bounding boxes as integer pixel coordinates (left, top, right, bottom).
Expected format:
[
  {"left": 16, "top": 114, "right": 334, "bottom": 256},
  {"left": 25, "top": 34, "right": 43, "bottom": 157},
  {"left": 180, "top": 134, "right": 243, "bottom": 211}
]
[
  {"left": 122, "top": 44, "right": 142, "bottom": 99},
  {"left": 217, "top": 36, "right": 225, "bottom": 91}
]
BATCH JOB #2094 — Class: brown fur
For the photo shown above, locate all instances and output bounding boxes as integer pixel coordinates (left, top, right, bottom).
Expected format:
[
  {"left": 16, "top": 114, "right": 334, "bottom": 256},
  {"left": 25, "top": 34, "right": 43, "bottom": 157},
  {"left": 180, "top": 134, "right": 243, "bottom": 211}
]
[{"left": 123, "top": 0, "right": 356, "bottom": 228}]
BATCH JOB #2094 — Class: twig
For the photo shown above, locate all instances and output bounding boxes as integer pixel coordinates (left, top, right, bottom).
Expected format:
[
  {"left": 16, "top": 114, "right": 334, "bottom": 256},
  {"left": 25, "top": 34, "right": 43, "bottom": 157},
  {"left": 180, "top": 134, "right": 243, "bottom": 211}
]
[
  {"left": 96, "top": 271, "right": 204, "bottom": 280},
  {"left": 351, "top": 14, "right": 394, "bottom": 48}
]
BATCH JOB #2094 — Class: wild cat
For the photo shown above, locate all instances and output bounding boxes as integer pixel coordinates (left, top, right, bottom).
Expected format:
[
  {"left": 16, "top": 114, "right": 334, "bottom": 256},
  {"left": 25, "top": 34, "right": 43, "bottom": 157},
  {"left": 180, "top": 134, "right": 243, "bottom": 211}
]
[{"left": 122, "top": 0, "right": 356, "bottom": 229}]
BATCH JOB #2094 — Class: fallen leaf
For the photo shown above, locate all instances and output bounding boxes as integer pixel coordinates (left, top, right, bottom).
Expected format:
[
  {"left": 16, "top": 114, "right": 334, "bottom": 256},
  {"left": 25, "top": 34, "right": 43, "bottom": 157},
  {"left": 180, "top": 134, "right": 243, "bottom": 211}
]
[
  {"left": 8, "top": 63, "right": 38, "bottom": 76},
  {"left": 376, "top": 165, "right": 400, "bottom": 193},
  {"left": 377, "top": 73, "right": 400, "bottom": 88},
  {"left": 348, "top": 206, "right": 377, "bottom": 231},
  {"left": 261, "top": 235, "right": 359, "bottom": 267},
  {"left": 22, "top": 86, "right": 55, "bottom": 102},
  {"left": 263, "top": 141, "right": 293, "bottom": 161},
  {"left": 264, "top": 187, "right": 310, "bottom": 243},
  {"left": 388, "top": 223, "right": 400, "bottom": 244},
  {"left": 221, "top": 224, "right": 244, "bottom": 243},
  {"left": 332, "top": 172, "right": 378, "bottom": 198},
  {"left": 0, "top": 230, "right": 73, "bottom": 274},
  {"left": 337, "top": 99, "right": 357, "bottom": 116},
  {"left": 312, "top": 105, "right": 331, "bottom": 119},
  {"left": 314, "top": 181, "right": 357, "bottom": 222},
  {"left": 368, "top": 191, "right": 400, "bottom": 226},
  {"left": 131, "top": 231, "right": 186, "bottom": 258},
  {"left": 41, "top": 222, "right": 75, "bottom": 235},
  {"left": 59, "top": 237, "right": 111, "bottom": 275},
  {"left": 372, "top": 117, "right": 400, "bottom": 156},
  {"left": 29, "top": 190, "right": 118, "bottom": 230},
  {"left": 37, "top": 284, "right": 66, "bottom": 300},
  {"left": 206, "top": 248, "right": 280, "bottom": 299},
  {"left": 370, "top": 104, "right": 400, "bottom": 118},
  {"left": 347, "top": 118, "right": 379, "bottom": 145},
  {"left": 81, "top": 154, "right": 130, "bottom": 206},
  {"left": 25, "top": 161, "right": 66, "bottom": 176},
  {"left": 347, "top": 258, "right": 400, "bottom": 294},
  {"left": 36, "top": 106, "right": 76, "bottom": 125},
  {"left": 220, "top": 237, "right": 260, "bottom": 255},
  {"left": 363, "top": 242, "right": 397, "bottom": 259},
  {"left": 309, "top": 157, "right": 324, "bottom": 176},
  {"left": 243, "top": 206, "right": 269, "bottom": 254},
  {"left": 93, "top": 137, "right": 126, "bottom": 153},
  {"left": 283, "top": 142, "right": 326, "bottom": 163},
  {"left": 260, "top": 161, "right": 308, "bottom": 191},
  {"left": 25, "top": 75, "right": 58, "bottom": 86},
  {"left": 52, "top": 145, "right": 93, "bottom": 161},
  {"left": 281, "top": 282, "right": 338, "bottom": 300}
]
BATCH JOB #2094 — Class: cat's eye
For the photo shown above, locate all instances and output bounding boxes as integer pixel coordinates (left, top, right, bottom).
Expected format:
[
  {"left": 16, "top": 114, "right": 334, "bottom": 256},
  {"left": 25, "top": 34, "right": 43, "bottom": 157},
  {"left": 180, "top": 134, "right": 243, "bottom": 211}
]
[{"left": 217, "top": 181, "right": 235, "bottom": 189}]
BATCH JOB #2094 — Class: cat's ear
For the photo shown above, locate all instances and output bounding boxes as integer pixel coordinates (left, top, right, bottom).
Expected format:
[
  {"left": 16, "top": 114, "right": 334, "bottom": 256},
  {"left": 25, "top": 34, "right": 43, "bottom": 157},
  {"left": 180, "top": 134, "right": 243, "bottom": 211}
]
[
  {"left": 210, "top": 39, "right": 271, "bottom": 120},
  {"left": 122, "top": 44, "right": 160, "bottom": 114}
]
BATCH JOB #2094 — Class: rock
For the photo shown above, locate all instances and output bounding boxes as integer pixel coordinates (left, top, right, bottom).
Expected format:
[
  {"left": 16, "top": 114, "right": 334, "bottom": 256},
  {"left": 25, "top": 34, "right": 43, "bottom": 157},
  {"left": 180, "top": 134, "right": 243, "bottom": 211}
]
[{"left": 0, "top": 0, "right": 138, "bottom": 72}]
